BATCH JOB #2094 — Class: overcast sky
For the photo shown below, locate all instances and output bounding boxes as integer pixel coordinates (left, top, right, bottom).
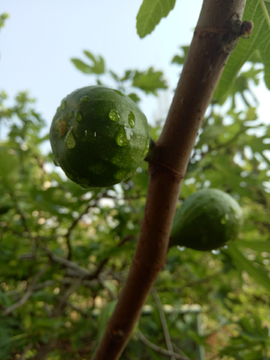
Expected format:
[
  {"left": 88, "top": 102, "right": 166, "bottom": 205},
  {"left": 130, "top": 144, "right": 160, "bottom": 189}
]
[{"left": 1, "top": 0, "right": 269, "bottom": 146}]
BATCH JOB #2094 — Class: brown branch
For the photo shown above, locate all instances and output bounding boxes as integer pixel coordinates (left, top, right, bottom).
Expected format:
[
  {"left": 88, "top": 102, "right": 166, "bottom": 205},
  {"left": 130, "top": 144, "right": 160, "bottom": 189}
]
[{"left": 92, "top": 1, "right": 247, "bottom": 359}]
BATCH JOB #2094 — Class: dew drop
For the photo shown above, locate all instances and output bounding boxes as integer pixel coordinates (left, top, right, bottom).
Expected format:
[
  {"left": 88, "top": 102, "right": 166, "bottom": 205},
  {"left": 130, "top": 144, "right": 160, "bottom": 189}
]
[
  {"left": 53, "top": 155, "right": 60, "bottom": 166},
  {"left": 109, "top": 109, "right": 120, "bottom": 122},
  {"left": 220, "top": 214, "right": 229, "bottom": 224},
  {"left": 84, "top": 129, "right": 96, "bottom": 143},
  {"left": 56, "top": 119, "right": 68, "bottom": 136},
  {"left": 61, "top": 100, "right": 66, "bottom": 111},
  {"left": 80, "top": 95, "right": 89, "bottom": 102},
  {"left": 70, "top": 111, "right": 74, "bottom": 118},
  {"left": 76, "top": 111, "right": 83, "bottom": 122},
  {"left": 128, "top": 111, "right": 135, "bottom": 128},
  {"left": 143, "top": 140, "right": 150, "bottom": 157},
  {"left": 115, "top": 127, "right": 130, "bottom": 147},
  {"left": 124, "top": 126, "right": 133, "bottom": 140},
  {"left": 65, "top": 127, "right": 76, "bottom": 149},
  {"left": 114, "top": 169, "right": 131, "bottom": 180}
]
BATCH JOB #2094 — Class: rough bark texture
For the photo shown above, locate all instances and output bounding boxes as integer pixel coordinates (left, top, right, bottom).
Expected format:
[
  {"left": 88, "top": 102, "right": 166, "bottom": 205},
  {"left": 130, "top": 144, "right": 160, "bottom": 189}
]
[{"left": 92, "top": 1, "right": 247, "bottom": 359}]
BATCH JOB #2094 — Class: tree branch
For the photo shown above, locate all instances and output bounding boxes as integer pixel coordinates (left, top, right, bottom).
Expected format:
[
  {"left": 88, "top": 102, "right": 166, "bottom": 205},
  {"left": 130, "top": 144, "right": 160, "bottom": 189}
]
[{"left": 92, "top": 1, "right": 247, "bottom": 359}]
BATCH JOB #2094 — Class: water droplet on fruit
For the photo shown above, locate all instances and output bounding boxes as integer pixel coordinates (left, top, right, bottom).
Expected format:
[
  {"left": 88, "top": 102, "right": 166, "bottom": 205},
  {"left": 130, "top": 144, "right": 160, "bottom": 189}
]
[
  {"left": 70, "top": 111, "right": 74, "bottom": 118},
  {"left": 124, "top": 126, "right": 133, "bottom": 140},
  {"left": 114, "top": 90, "right": 124, "bottom": 96},
  {"left": 80, "top": 95, "right": 89, "bottom": 102},
  {"left": 177, "top": 246, "right": 185, "bottom": 251},
  {"left": 128, "top": 111, "right": 135, "bottom": 128},
  {"left": 114, "top": 169, "right": 132, "bottom": 181},
  {"left": 109, "top": 109, "right": 120, "bottom": 122},
  {"left": 143, "top": 140, "right": 150, "bottom": 157},
  {"left": 115, "top": 127, "right": 130, "bottom": 146},
  {"left": 221, "top": 213, "right": 229, "bottom": 224},
  {"left": 230, "top": 205, "right": 238, "bottom": 215},
  {"left": 211, "top": 249, "right": 220, "bottom": 255},
  {"left": 61, "top": 100, "right": 66, "bottom": 111},
  {"left": 53, "top": 155, "right": 60, "bottom": 166},
  {"left": 57, "top": 119, "right": 68, "bottom": 136},
  {"left": 65, "top": 128, "right": 76, "bottom": 149},
  {"left": 84, "top": 130, "right": 96, "bottom": 143},
  {"left": 89, "top": 162, "right": 106, "bottom": 175},
  {"left": 76, "top": 111, "right": 82, "bottom": 122}
]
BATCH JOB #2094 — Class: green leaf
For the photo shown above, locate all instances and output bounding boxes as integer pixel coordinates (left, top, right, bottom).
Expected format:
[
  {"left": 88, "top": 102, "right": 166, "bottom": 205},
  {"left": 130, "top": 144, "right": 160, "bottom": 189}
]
[
  {"left": 71, "top": 51, "right": 105, "bottom": 74},
  {"left": 136, "top": 0, "right": 176, "bottom": 38},
  {"left": 226, "top": 243, "right": 270, "bottom": 291},
  {"left": 83, "top": 50, "right": 105, "bottom": 74},
  {"left": 214, "top": 0, "right": 270, "bottom": 100},
  {"left": 132, "top": 67, "right": 167, "bottom": 95},
  {"left": 128, "top": 92, "right": 141, "bottom": 103},
  {"left": 70, "top": 59, "right": 94, "bottom": 74},
  {"left": 97, "top": 301, "right": 117, "bottom": 342},
  {"left": 171, "top": 46, "right": 189, "bottom": 65},
  {"left": 237, "top": 239, "right": 270, "bottom": 253},
  {"left": 120, "top": 70, "right": 132, "bottom": 82},
  {"left": 0, "top": 13, "right": 9, "bottom": 29}
]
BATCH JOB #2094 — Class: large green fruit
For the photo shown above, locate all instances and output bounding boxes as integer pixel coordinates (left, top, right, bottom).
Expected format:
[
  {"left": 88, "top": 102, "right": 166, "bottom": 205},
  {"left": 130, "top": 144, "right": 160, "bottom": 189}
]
[
  {"left": 50, "top": 86, "right": 150, "bottom": 188},
  {"left": 170, "top": 188, "right": 243, "bottom": 251}
]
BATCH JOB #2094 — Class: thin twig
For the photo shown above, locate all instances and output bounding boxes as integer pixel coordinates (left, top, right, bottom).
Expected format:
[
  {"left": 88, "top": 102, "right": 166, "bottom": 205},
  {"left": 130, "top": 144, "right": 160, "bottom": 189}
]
[
  {"left": 3, "top": 263, "right": 49, "bottom": 315},
  {"left": 137, "top": 330, "right": 191, "bottom": 360},
  {"left": 17, "top": 343, "right": 33, "bottom": 360},
  {"left": 52, "top": 279, "right": 82, "bottom": 317},
  {"left": 65, "top": 190, "right": 107, "bottom": 260},
  {"left": 151, "top": 289, "right": 176, "bottom": 360}
]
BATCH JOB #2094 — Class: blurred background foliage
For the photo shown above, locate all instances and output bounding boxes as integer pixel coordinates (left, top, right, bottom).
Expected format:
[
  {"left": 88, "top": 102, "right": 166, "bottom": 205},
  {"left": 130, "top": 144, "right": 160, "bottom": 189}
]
[{"left": 1, "top": 17, "right": 270, "bottom": 360}]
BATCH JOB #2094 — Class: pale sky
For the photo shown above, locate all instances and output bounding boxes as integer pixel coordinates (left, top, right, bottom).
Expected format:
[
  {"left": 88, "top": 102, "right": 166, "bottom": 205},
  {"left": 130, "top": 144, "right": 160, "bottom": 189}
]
[{"left": 1, "top": 0, "right": 269, "bottom": 148}]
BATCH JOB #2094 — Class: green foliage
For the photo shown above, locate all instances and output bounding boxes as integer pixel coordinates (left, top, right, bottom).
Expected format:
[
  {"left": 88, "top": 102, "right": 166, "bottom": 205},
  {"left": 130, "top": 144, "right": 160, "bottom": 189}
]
[
  {"left": 2, "top": 3, "right": 270, "bottom": 359},
  {"left": 2, "top": 48, "right": 270, "bottom": 359},
  {"left": 0, "top": 13, "right": 9, "bottom": 30},
  {"left": 136, "top": 0, "right": 176, "bottom": 38},
  {"left": 71, "top": 51, "right": 105, "bottom": 74},
  {"left": 70, "top": 50, "right": 167, "bottom": 101},
  {"left": 132, "top": 67, "right": 168, "bottom": 95},
  {"left": 214, "top": 0, "right": 270, "bottom": 99}
]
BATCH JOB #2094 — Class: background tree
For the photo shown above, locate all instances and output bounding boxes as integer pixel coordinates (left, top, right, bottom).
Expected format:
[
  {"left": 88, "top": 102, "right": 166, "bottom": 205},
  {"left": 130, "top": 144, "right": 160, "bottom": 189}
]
[{"left": 1, "top": 0, "right": 270, "bottom": 359}]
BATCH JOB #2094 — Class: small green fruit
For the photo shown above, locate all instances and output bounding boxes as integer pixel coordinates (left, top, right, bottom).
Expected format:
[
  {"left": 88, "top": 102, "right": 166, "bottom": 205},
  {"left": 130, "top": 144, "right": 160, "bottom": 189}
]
[
  {"left": 50, "top": 86, "right": 150, "bottom": 188},
  {"left": 170, "top": 188, "right": 243, "bottom": 251}
]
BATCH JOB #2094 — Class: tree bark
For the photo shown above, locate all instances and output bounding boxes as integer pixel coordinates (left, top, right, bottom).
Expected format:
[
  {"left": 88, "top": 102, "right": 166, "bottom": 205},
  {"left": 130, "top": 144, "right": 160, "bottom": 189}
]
[{"left": 92, "top": 1, "right": 247, "bottom": 359}]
